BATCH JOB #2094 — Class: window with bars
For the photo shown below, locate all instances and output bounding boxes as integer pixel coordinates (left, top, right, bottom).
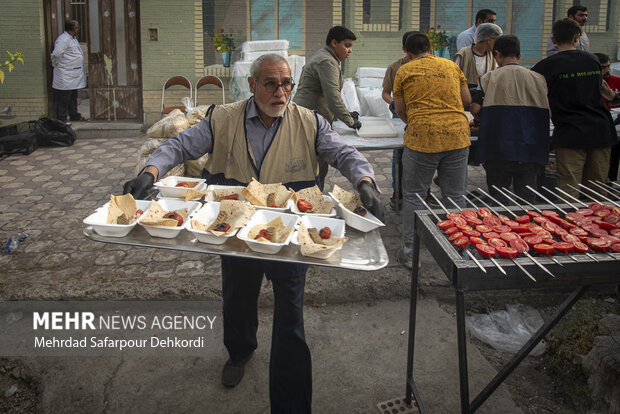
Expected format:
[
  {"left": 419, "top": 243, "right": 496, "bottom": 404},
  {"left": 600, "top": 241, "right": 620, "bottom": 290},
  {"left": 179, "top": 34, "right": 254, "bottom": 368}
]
[{"left": 71, "top": 0, "right": 88, "bottom": 43}]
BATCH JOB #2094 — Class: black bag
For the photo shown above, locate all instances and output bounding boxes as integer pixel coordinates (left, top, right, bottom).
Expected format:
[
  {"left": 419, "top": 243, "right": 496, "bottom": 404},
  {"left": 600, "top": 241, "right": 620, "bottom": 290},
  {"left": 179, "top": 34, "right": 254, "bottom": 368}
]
[
  {"left": 0, "top": 133, "right": 38, "bottom": 158},
  {"left": 34, "top": 117, "right": 76, "bottom": 147}
]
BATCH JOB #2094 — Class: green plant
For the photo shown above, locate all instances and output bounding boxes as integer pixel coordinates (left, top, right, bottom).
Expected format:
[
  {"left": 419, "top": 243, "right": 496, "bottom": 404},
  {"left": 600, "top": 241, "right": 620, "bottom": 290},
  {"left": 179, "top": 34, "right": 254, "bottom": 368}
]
[
  {"left": 211, "top": 29, "right": 235, "bottom": 54},
  {"left": 425, "top": 26, "right": 450, "bottom": 51},
  {"left": 0, "top": 51, "right": 24, "bottom": 84}
]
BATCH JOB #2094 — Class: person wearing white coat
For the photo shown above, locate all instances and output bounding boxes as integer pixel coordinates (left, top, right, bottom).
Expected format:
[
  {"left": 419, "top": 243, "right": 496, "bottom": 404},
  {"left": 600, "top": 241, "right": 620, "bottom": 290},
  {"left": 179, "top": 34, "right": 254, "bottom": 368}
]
[{"left": 51, "top": 20, "right": 87, "bottom": 123}]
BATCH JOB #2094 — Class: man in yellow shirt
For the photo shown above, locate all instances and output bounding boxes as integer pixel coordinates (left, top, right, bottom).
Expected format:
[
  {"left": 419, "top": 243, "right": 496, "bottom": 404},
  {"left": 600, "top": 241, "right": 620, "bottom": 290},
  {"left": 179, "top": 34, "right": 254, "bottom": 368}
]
[{"left": 393, "top": 33, "right": 472, "bottom": 268}]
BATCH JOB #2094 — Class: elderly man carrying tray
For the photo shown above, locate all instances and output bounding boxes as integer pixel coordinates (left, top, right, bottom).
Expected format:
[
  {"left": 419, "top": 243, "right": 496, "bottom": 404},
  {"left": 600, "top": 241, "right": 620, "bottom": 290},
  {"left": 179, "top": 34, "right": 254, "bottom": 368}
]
[{"left": 122, "top": 53, "right": 383, "bottom": 413}]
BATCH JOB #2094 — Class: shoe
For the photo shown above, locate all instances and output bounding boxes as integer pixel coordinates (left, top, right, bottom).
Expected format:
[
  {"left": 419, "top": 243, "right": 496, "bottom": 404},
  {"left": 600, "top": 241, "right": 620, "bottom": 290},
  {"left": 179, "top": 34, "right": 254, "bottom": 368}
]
[
  {"left": 389, "top": 192, "right": 403, "bottom": 210},
  {"left": 70, "top": 115, "right": 88, "bottom": 122},
  {"left": 221, "top": 352, "right": 254, "bottom": 388},
  {"left": 397, "top": 248, "right": 413, "bottom": 270},
  {"left": 425, "top": 193, "right": 439, "bottom": 207},
  {"left": 65, "top": 121, "right": 72, "bottom": 126}
]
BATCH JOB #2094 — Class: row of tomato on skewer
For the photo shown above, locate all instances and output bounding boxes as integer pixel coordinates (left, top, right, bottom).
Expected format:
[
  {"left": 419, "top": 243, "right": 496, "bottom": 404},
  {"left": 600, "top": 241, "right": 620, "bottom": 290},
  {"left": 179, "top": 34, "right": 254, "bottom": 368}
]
[{"left": 436, "top": 203, "right": 620, "bottom": 260}]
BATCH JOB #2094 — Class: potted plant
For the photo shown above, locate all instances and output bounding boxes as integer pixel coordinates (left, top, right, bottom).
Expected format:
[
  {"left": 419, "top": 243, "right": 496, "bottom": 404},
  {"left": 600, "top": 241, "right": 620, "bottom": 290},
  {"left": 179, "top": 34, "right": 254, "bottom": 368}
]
[
  {"left": 425, "top": 26, "right": 451, "bottom": 58},
  {"left": 211, "top": 29, "right": 235, "bottom": 67}
]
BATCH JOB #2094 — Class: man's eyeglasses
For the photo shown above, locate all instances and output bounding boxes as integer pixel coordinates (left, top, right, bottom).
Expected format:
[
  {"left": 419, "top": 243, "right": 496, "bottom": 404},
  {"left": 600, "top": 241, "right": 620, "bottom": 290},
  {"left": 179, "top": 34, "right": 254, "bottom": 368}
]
[{"left": 259, "top": 79, "right": 295, "bottom": 94}]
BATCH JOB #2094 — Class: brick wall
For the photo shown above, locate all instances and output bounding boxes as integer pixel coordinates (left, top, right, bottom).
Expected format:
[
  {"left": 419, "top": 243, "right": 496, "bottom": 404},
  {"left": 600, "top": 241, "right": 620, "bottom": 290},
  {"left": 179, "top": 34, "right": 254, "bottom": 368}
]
[{"left": 0, "top": 0, "right": 49, "bottom": 119}]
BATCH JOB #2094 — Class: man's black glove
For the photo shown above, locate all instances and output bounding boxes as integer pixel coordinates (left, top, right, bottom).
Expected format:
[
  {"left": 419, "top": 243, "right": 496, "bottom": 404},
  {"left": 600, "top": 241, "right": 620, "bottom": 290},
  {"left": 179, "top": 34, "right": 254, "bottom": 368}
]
[
  {"left": 122, "top": 172, "right": 155, "bottom": 199},
  {"left": 349, "top": 111, "right": 360, "bottom": 120},
  {"left": 350, "top": 119, "right": 362, "bottom": 130},
  {"left": 358, "top": 180, "right": 384, "bottom": 222},
  {"left": 388, "top": 101, "right": 396, "bottom": 115}
]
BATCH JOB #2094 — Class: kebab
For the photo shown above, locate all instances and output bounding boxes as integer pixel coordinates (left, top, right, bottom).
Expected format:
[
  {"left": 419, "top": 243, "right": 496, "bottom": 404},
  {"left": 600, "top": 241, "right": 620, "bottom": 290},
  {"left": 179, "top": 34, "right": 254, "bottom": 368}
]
[
  {"left": 444, "top": 196, "right": 537, "bottom": 281},
  {"left": 416, "top": 193, "right": 487, "bottom": 274}
]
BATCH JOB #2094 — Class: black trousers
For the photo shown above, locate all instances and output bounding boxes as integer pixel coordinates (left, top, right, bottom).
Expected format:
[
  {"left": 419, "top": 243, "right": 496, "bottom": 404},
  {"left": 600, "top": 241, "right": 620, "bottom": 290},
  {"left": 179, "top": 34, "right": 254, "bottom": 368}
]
[
  {"left": 221, "top": 256, "right": 312, "bottom": 413},
  {"left": 609, "top": 143, "right": 619, "bottom": 181},
  {"left": 484, "top": 160, "right": 538, "bottom": 204},
  {"left": 54, "top": 88, "right": 80, "bottom": 121}
]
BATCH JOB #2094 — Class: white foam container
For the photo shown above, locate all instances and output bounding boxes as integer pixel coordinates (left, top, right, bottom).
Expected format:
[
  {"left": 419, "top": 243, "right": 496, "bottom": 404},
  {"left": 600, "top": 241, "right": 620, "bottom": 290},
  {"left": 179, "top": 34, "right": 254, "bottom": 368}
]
[
  {"left": 186, "top": 202, "right": 240, "bottom": 245},
  {"left": 138, "top": 199, "right": 200, "bottom": 238},
  {"left": 251, "top": 195, "right": 293, "bottom": 212},
  {"left": 356, "top": 117, "right": 398, "bottom": 138},
  {"left": 291, "top": 215, "right": 346, "bottom": 259},
  {"left": 237, "top": 210, "right": 299, "bottom": 254},
  {"left": 329, "top": 192, "right": 385, "bottom": 232},
  {"left": 205, "top": 185, "right": 247, "bottom": 202},
  {"left": 154, "top": 176, "right": 206, "bottom": 198},
  {"left": 290, "top": 195, "right": 337, "bottom": 217},
  {"left": 83, "top": 200, "right": 152, "bottom": 238}
]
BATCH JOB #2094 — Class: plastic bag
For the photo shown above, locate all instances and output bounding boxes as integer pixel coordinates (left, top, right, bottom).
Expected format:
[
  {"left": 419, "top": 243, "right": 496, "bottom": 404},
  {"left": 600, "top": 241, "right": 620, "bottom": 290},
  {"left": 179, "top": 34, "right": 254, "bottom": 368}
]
[
  {"left": 182, "top": 96, "right": 195, "bottom": 112},
  {"left": 34, "top": 117, "right": 76, "bottom": 147},
  {"left": 186, "top": 105, "right": 211, "bottom": 126},
  {"left": 466, "top": 304, "right": 546, "bottom": 356},
  {"left": 356, "top": 87, "right": 390, "bottom": 118},
  {"left": 146, "top": 110, "right": 190, "bottom": 138},
  {"left": 341, "top": 78, "right": 361, "bottom": 114}
]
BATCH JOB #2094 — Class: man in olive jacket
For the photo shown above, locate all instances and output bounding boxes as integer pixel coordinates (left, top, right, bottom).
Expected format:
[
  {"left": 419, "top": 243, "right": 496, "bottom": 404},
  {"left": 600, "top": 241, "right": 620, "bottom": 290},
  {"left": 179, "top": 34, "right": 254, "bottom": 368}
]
[{"left": 293, "top": 26, "right": 361, "bottom": 188}]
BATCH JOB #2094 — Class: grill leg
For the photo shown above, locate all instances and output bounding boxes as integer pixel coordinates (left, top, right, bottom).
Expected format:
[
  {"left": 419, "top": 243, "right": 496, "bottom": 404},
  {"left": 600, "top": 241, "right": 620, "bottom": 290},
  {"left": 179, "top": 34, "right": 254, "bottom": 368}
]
[{"left": 456, "top": 288, "right": 470, "bottom": 413}]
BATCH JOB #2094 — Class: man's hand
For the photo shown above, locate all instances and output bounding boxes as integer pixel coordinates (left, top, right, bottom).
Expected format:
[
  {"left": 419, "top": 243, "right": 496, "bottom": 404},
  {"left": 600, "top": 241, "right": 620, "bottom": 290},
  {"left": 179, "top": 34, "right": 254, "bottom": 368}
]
[
  {"left": 123, "top": 172, "right": 154, "bottom": 199},
  {"left": 358, "top": 181, "right": 384, "bottom": 222},
  {"left": 388, "top": 101, "right": 396, "bottom": 114},
  {"left": 349, "top": 111, "right": 360, "bottom": 120},
  {"left": 350, "top": 119, "right": 362, "bottom": 130}
]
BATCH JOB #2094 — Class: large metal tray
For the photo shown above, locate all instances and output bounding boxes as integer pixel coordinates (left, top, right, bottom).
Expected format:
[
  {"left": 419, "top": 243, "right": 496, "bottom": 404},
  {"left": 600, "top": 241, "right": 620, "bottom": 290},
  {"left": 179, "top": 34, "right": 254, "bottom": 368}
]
[{"left": 83, "top": 225, "right": 389, "bottom": 271}]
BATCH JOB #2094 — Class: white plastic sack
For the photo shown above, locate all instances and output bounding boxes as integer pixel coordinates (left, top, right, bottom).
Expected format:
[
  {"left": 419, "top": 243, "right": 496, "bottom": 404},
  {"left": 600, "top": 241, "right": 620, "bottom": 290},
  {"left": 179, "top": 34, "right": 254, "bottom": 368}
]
[
  {"left": 146, "top": 109, "right": 190, "bottom": 138},
  {"left": 466, "top": 304, "right": 546, "bottom": 357},
  {"left": 288, "top": 55, "right": 306, "bottom": 99},
  {"left": 242, "top": 50, "right": 288, "bottom": 62},
  {"left": 356, "top": 67, "right": 387, "bottom": 79},
  {"left": 241, "top": 40, "right": 289, "bottom": 53},
  {"left": 230, "top": 61, "right": 253, "bottom": 101},
  {"left": 356, "top": 87, "right": 390, "bottom": 118},
  {"left": 341, "top": 78, "right": 361, "bottom": 113}
]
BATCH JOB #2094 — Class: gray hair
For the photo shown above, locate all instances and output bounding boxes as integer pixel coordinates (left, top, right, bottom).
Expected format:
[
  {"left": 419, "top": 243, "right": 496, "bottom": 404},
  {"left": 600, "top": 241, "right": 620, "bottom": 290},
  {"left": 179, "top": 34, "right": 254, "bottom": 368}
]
[
  {"left": 475, "top": 23, "right": 503, "bottom": 43},
  {"left": 249, "top": 54, "right": 290, "bottom": 79}
]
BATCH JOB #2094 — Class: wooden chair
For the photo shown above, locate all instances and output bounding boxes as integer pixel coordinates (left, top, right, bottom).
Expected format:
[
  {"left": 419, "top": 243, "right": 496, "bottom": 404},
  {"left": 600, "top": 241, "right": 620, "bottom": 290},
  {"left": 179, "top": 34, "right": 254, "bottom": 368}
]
[
  {"left": 161, "top": 75, "right": 192, "bottom": 116},
  {"left": 194, "top": 75, "right": 225, "bottom": 107}
]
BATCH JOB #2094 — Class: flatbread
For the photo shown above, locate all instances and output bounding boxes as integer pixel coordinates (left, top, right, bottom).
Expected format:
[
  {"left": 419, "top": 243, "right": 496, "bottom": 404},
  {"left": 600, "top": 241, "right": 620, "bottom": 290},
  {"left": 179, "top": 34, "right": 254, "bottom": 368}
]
[
  {"left": 332, "top": 184, "right": 362, "bottom": 212},
  {"left": 140, "top": 200, "right": 188, "bottom": 227},
  {"left": 291, "top": 186, "right": 333, "bottom": 214},
  {"left": 247, "top": 216, "right": 293, "bottom": 243},
  {"left": 191, "top": 200, "right": 254, "bottom": 236},
  {"left": 184, "top": 188, "right": 209, "bottom": 201},
  {"left": 297, "top": 223, "right": 348, "bottom": 256},
  {"left": 106, "top": 194, "right": 139, "bottom": 224},
  {"left": 242, "top": 178, "right": 292, "bottom": 207}
]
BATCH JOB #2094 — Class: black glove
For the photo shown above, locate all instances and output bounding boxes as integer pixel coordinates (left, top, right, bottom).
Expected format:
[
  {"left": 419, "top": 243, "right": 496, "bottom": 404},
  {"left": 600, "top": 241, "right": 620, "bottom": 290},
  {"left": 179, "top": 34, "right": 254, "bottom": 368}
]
[
  {"left": 349, "top": 111, "right": 360, "bottom": 120},
  {"left": 350, "top": 119, "right": 362, "bottom": 130},
  {"left": 388, "top": 101, "right": 396, "bottom": 114},
  {"left": 123, "top": 172, "right": 155, "bottom": 199},
  {"left": 358, "top": 180, "right": 384, "bottom": 223}
]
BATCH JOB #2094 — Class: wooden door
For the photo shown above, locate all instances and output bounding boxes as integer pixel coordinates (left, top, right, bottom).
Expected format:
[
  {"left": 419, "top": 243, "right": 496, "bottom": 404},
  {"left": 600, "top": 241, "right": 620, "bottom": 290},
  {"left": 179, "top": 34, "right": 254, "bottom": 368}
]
[{"left": 87, "top": 0, "right": 142, "bottom": 120}]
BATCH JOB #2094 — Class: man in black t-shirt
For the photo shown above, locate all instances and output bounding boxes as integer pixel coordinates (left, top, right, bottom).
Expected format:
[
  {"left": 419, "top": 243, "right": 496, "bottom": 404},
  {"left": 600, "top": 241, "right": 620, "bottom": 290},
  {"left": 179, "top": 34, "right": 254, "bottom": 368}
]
[{"left": 532, "top": 18, "right": 617, "bottom": 196}]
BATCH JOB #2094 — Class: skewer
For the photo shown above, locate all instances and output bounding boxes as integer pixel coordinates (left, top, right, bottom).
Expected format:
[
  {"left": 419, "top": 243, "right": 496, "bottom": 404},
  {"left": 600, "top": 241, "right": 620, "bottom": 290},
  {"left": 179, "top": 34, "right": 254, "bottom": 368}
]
[
  {"left": 580, "top": 183, "right": 620, "bottom": 207},
  {"left": 427, "top": 193, "right": 451, "bottom": 215},
  {"left": 525, "top": 185, "right": 568, "bottom": 215},
  {"left": 416, "top": 193, "right": 488, "bottom": 274},
  {"left": 491, "top": 187, "right": 530, "bottom": 212},
  {"left": 588, "top": 180, "right": 620, "bottom": 201},
  {"left": 462, "top": 194, "right": 477, "bottom": 209},
  {"left": 499, "top": 188, "right": 542, "bottom": 213},
  {"left": 567, "top": 184, "right": 597, "bottom": 202},
  {"left": 554, "top": 187, "right": 588, "bottom": 207},
  {"left": 540, "top": 187, "right": 579, "bottom": 210},
  {"left": 477, "top": 187, "right": 517, "bottom": 218},
  {"left": 446, "top": 197, "right": 535, "bottom": 281},
  {"left": 463, "top": 194, "right": 556, "bottom": 278}
]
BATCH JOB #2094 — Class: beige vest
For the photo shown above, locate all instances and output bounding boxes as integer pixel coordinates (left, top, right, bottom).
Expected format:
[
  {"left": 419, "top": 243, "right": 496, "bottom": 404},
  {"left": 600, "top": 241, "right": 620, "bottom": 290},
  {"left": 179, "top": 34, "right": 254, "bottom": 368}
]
[
  {"left": 204, "top": 100, "right": 319, "bottom": 184},
  {"left": 454, "top": 46, "right": 497, "bottom": 86}
]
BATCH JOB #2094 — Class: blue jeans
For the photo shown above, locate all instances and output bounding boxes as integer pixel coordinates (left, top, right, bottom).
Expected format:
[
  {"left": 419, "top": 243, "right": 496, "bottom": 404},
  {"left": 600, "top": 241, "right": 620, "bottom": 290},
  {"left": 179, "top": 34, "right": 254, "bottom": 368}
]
[
  {"left": 221, "top": 256, "right": 311, "bottom": 413},
  {"left": 402, "top": 146, "right": 469, "bottom": 257}
]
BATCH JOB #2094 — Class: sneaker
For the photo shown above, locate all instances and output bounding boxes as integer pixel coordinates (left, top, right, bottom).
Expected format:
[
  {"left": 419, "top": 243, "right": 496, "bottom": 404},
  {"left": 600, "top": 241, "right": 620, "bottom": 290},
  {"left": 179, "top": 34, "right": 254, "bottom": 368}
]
[
  {"left": 70, "top": 115, "right": 88, "bottom": 122},
  {"left": 65, "top": 121, "right": 72, "bottom": 126},
  {"left": 389, "top": 192, "right": 403, "bottom": 210},
  {"left": 397, "top": 248, "right": 413, "bottom": 270}
]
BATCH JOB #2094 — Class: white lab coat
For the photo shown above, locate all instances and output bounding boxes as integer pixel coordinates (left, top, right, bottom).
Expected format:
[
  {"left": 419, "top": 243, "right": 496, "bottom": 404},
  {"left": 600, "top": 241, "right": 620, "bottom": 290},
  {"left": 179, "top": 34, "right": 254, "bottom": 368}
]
[{"left": 51, "top": 31, "right": 86, "bottom": 90}]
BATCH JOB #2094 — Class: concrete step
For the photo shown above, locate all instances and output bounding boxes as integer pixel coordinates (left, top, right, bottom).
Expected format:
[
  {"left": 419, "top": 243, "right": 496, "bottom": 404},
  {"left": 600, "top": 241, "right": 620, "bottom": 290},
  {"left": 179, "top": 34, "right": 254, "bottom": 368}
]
[{"left": 72, "top": 121, "right": 144, "bottom": 139}]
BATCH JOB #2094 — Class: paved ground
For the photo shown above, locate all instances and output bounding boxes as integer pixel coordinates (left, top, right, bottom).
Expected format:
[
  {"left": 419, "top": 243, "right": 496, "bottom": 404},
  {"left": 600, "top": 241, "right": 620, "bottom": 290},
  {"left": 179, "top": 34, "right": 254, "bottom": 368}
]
[{"left": 0, "top": 135, "right": 524, "bottom": 413}]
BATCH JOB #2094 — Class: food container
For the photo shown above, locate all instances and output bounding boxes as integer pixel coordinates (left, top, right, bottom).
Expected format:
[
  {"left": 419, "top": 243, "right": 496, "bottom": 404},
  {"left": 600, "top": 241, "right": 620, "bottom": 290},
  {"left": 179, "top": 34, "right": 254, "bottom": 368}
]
[
  {"left": 290, "top": 195, "right": 337, "bottom": 217},
  {"left": 329, "top": 191, "right": 385, "bottom": 232},
  {"left": 186, "top": 202, "right": 239, "bottom": 245},
  {"left": 83, "top": 200, "right": 152, "bottom": 238},
  {"left": 205, "top": 185, "right": 247, "bottom": 202},
  {"left": 138, "top": 199, "right": 200, "bottom": 238},
  {"left": 237, "top": 210, "right": 300, "bottom": 254},
  {"left": 153, "top": 176, "right": 206, "bottom": 198},
  {"left": 252, "top": 200, "right": 291, "bottom": 213},
  {"left": 291, "top": 215, "right": 346, "bottom": 259}
]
